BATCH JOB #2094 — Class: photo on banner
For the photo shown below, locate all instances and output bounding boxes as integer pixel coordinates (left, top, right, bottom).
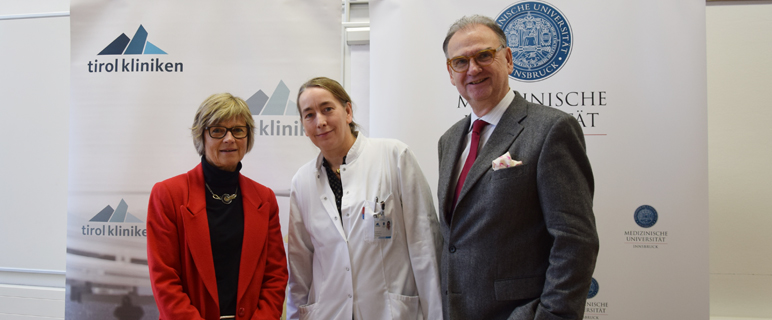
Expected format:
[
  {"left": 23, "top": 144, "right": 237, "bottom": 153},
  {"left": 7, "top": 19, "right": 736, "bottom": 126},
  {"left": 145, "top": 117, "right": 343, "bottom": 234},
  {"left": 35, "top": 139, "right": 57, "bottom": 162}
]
[
  {"left": 67, "top": 0, "right": 341, "bottom": 318},
  {"left": 369, "top": 0, "right": 708, "bottom": 319}
]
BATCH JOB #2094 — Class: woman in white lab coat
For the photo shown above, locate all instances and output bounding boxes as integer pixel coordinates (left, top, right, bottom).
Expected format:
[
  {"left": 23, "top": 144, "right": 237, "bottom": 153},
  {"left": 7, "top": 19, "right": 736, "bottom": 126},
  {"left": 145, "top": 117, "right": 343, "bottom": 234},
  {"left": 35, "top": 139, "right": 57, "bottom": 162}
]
[{"left": 287, "top": 77, "right": 443, "bottom": 320}]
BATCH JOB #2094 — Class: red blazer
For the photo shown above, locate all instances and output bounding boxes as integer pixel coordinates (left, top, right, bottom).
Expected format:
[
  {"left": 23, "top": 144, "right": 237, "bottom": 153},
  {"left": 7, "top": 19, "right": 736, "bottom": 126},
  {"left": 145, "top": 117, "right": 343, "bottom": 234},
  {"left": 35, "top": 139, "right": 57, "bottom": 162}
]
[{"left": 147, "top": 164, "right": 288, "bottom": 320}]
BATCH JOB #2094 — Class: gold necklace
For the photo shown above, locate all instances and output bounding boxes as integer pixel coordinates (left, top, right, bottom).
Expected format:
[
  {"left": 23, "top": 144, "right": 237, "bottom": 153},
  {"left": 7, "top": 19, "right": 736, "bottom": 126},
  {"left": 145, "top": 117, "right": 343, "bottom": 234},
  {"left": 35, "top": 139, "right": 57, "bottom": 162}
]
[{"left": 205, "top": 183, "right": 238, "bottom": 205}]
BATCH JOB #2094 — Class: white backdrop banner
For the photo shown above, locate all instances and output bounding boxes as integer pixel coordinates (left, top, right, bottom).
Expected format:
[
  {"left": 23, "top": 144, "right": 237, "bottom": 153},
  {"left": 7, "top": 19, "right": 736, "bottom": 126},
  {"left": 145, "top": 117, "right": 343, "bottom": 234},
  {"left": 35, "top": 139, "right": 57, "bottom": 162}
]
[
  {"left": 370, "top": 0, "right": 708, "bottom": 319},
  {"left": 67, "top": 0, "right": 340, "bottom": 318}
]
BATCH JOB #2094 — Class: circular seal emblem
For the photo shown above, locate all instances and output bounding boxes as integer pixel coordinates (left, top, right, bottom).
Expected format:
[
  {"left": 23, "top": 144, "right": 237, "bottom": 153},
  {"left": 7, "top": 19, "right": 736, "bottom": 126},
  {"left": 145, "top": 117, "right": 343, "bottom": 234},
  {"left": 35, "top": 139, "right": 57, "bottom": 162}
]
[
  {"left": 496, "top": 1, "right": 573, "bottom": 82},
  {"left": 587, "top": 277, "right": 599, "bottom": 299},
  {"left": 634, "top": 205, "right": 658, "bottom": 228}
]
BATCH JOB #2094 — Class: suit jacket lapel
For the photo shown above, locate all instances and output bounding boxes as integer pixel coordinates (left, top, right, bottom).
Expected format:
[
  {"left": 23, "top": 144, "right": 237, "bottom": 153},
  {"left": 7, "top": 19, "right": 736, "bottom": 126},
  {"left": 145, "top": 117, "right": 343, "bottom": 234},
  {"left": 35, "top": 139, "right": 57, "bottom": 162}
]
[
  {"left": 438, "top": 116, "right": 471, "bottom": 219},
  {"left": 456, "top": 96, "right": 527, "bottom": 206},
  {"left": 181, "top": 164, "right": 219, "bottom": 304},
  {"left": 237, "top": 175, "right": 268, "bottom": 302}
]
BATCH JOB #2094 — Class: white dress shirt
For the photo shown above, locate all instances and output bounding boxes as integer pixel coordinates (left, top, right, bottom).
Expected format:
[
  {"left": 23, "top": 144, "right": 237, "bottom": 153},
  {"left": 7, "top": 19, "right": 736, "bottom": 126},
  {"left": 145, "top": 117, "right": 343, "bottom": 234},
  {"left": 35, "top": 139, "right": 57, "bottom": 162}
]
[{"left": 453, "top": 90, "right": 516, "bottom": 186}]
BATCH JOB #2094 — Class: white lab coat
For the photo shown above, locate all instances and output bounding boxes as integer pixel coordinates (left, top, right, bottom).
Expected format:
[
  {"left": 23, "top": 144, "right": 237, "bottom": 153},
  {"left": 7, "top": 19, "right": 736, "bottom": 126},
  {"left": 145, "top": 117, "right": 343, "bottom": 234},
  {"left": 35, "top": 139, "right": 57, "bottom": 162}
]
[{"left": 287, "top": 134, "right": 443, "bottom": 320}]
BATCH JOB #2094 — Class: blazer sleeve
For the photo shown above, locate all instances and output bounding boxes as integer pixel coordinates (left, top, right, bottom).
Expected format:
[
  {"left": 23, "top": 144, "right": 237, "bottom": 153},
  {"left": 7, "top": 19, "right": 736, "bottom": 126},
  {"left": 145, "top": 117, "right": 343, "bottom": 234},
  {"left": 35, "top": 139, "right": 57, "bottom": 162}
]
[
  {"left": 286, "top": 174, "right": 315, "bottom": 320},
  {"left": 251, "top": 187, "right": 289, "bottom": 320},
  {"left": 398, "top": 147, "right": 444, "bottom": 319},
  {"left": 524, "top": 115, "right": 599, "bottom": 320},
  {"left": 146, "top": 181, "right": 207, "bottom": 320}
]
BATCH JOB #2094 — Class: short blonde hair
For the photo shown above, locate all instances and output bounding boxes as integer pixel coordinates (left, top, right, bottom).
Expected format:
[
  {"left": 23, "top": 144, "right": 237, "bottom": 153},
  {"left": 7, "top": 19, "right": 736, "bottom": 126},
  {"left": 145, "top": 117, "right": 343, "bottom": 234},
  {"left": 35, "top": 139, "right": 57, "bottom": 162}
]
[{"left": 191, "top": 93, "right": 255, "bottom": 156}]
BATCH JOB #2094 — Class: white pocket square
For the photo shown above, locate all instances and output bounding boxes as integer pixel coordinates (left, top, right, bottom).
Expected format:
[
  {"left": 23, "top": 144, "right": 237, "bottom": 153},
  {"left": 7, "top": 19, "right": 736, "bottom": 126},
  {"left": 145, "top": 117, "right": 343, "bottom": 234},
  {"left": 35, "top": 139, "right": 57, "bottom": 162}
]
[{"left": 492, "top": 152, "right": 523, "bottom": 171}]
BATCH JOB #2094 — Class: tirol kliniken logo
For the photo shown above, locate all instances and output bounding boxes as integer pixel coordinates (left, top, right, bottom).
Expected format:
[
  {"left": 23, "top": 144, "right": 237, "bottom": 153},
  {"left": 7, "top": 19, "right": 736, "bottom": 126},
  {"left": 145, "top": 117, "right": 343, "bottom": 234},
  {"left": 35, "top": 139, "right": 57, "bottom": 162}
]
[
  {"left": 88, "top": 24, "right": 183, "bottom": 73},
  {"left": 246, "top": 80, "right": 307, "bottom": 137},
  {"left": 82, "top": 199, "right": 147, "bottom": 237},
  {"left": 496, "top": 1, "right": 573, "bottom": 82}
]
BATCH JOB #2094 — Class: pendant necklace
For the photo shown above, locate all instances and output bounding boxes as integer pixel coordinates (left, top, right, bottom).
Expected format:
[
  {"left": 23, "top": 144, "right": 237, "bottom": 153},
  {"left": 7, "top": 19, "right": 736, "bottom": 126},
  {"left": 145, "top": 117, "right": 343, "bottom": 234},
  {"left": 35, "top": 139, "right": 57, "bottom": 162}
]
[{"left": 205, "top": 183, "right": 238, "bottom": 205}]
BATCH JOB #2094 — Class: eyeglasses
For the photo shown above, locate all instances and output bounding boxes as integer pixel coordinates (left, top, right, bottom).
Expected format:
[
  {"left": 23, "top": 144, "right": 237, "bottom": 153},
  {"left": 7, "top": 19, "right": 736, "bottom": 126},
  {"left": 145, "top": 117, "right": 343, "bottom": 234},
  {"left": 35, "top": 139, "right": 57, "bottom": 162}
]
[
  {"left": 206, "top": 126, "right": 248, "bottom": 139},
  {"left": 447, "top": 45, "right": 506, "bottom": 73}
]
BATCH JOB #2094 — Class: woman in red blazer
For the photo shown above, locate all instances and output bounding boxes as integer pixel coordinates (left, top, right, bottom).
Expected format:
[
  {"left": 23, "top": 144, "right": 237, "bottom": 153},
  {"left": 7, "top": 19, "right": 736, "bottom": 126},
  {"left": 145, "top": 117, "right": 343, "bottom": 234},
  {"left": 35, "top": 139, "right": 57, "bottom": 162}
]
[{"left": 147, "top": 93, "right": 288, "bottom": 319}]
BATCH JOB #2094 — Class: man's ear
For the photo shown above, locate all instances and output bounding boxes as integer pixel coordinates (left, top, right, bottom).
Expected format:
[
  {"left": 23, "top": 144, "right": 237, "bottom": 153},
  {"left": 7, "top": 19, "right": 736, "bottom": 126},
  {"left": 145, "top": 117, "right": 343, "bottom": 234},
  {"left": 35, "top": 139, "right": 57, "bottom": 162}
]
[
  {"left": 447, "top": 63, "right": 456, "bottom": 86},
  {"left": 505, "top": 47, "right": 514, "bottom": 74}
]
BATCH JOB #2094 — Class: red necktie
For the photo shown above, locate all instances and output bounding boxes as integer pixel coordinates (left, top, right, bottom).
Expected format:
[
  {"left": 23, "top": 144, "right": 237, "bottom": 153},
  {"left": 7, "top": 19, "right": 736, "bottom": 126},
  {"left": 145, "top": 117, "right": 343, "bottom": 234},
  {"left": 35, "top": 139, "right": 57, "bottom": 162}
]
[{"left": 453, "top": 119, "right": 488, "bottom": 208}]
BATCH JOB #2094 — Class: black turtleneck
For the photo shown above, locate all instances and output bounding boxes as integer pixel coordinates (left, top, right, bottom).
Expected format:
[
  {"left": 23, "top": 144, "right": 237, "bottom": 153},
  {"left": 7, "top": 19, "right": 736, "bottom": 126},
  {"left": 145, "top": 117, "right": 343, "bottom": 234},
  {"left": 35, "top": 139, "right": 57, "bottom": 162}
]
[{"left": 201, "top": 156, "right": 244, "bottom": 317}]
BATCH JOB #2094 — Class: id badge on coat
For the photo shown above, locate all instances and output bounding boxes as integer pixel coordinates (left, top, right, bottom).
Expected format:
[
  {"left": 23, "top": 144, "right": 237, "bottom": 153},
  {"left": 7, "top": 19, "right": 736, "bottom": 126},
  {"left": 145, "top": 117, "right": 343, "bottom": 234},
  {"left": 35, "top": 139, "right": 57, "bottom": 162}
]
[
  {"left": 372, "top": 215, "right": 392, "bottom": 239},
  {"left": 364, "top": 200, "right": 392, "bottom": 240}
]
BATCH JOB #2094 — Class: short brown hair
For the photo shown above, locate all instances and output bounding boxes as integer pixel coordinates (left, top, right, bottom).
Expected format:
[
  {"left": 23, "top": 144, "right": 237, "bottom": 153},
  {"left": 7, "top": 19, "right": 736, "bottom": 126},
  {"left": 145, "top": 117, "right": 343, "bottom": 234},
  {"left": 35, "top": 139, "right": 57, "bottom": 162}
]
[
  {"left": 191, "top": 93, "right": 255, "bottom": 156},
  {"left": 296, "top": 77, "right": 358, "bottom": 135}
]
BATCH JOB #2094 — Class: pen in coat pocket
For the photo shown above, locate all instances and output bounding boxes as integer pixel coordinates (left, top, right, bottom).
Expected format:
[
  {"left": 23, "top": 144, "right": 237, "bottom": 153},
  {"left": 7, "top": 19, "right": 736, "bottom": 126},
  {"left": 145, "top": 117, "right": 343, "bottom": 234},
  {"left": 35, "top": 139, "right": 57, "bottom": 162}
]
[{"left": 361, "top": 206, "right": 365, "bottom": 220}]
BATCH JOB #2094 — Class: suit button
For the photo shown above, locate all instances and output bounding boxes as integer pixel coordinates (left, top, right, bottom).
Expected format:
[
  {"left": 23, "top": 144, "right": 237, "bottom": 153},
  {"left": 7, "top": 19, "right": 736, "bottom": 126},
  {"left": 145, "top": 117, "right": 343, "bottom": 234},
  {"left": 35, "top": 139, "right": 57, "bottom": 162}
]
[
  {"left": 238, "top": 307, "right": 245, "bottom": 317},
  {"left": 449, "top": 246, "right": 456, "bottom": 253}
]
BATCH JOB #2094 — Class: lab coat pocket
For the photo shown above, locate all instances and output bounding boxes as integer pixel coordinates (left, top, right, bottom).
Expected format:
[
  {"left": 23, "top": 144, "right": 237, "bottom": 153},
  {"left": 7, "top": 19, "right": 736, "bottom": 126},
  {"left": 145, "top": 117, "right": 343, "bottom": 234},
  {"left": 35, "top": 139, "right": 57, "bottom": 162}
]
[
  {"left": 298, "top": 302, "right": 317, "bottom": 320},
  {"left": 363, "top": 193, "right": 394, "bottom": 243},
  {"left": 387, "top": 292, "right": 423, "bottom": 320},
  {"left": 362, "top": 204, "right": 378, "bottom": 243}
]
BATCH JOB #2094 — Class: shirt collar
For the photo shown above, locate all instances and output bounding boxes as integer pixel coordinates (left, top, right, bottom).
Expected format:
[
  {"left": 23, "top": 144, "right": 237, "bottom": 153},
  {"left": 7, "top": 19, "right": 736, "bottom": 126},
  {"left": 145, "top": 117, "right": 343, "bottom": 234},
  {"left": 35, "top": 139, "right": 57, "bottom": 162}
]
[
  {"left": 314, "top": 132, "right": 367, "bottom": 170},
  {"left": 468, "top": 90, "right": 515, "bottom": 132}
]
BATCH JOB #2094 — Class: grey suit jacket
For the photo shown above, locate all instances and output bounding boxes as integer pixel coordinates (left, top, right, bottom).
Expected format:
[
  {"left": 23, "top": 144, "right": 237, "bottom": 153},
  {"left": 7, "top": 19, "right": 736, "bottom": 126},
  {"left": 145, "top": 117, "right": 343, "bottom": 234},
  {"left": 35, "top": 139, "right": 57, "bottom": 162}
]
[{"left": 437, "top": 92, "right": 599, "bottom": 320}]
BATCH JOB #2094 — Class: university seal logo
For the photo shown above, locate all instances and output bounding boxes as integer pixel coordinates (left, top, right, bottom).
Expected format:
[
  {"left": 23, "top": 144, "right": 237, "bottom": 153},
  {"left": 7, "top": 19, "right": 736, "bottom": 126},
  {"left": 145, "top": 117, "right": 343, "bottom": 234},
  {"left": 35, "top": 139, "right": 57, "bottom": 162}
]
[
  {"left": 496, "top": 1, "right": 573, "bottom": 82},
  {"left": 587, "top": 277, "right": 599, "bottom": 299},
  {"left": 634, "top": 205, "right": 658, "bottom": 228}
]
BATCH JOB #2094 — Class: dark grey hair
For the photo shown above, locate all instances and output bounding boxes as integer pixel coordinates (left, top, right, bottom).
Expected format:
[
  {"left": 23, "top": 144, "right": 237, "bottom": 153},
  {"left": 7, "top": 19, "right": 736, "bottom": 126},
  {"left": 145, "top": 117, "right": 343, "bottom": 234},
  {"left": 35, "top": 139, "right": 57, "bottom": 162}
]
[{"left": 442, "top": 15, "right": 508, "bottom": 57}]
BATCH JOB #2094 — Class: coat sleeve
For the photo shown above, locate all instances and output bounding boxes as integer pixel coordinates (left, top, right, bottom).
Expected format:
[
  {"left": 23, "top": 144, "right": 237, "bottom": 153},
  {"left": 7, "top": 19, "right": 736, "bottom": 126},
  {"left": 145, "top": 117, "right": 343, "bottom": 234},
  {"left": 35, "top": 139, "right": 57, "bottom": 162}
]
[
  {"left": 286, "top": 174, "right": 315, "bottom": 320},
  {"left": 437, "top": 138, "right": 445, "bottom": 204},
  {"left": 252, "top": 187, "right": 289, "bottom": 320},
  {"left": 515, "top": 115, "right": 599, "bottom": 320},
  {"left": 146, "top": 181, "right": 207, "bottom": 320},
  {"left": 397, "top": 147, "right": 444, "bottom": 319}
]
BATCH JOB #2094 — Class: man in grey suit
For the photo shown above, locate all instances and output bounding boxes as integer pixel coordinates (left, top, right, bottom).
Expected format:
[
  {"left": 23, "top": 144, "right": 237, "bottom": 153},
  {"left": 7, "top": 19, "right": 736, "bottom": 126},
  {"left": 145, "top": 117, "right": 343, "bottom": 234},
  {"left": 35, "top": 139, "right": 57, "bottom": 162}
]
[{"left": 437, "top": 15, "right": 599, "bottom": 320}]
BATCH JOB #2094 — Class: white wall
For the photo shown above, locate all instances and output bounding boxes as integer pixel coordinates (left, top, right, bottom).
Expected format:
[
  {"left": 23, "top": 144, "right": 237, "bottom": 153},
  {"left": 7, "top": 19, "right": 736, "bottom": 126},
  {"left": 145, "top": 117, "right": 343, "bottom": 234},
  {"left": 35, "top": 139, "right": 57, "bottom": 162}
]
[
  {"left": 1, "top": 1, "right": 771, "bottom": 319},
  {"left": 0, "top": 2, "right": 69, "bottom": 319},
  {"left": 707, "top": 1, "right": 772, "bottom": 319}
]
